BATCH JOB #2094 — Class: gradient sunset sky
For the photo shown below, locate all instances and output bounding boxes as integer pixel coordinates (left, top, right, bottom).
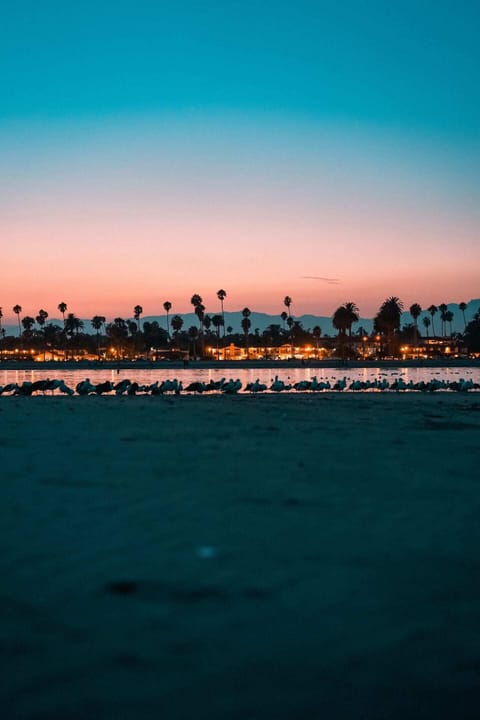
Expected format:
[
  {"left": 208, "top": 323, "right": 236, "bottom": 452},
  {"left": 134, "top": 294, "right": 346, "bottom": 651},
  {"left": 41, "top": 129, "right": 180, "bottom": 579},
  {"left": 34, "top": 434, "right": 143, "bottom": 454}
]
[{"left": 2, "top": 0, "right": 479, "bottom": 322}]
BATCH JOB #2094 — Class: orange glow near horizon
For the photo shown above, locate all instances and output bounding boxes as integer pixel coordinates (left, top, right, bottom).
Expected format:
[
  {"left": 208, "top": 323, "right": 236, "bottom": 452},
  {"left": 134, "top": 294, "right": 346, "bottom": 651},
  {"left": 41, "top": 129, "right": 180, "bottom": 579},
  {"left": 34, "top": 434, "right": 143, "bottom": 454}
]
[{"left": 2, "top": 118, "right": 479, "bottom": 323}]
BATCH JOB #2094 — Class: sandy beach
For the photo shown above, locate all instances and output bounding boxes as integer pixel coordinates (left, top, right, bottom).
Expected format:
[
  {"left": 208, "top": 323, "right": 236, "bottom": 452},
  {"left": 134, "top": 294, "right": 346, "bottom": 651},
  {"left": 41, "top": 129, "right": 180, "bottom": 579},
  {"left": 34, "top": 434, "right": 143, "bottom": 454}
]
[{"left": 1, "top": 393, "right": 480, "bottom": 719}]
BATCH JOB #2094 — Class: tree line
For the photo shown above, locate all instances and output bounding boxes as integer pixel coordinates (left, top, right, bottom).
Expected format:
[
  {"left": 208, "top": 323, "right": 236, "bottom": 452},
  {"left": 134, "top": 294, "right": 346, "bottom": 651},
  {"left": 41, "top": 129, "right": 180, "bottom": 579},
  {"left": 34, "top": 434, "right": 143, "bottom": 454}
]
[{"left": 0, "top": 292, "right": 479, "bottom": 359}]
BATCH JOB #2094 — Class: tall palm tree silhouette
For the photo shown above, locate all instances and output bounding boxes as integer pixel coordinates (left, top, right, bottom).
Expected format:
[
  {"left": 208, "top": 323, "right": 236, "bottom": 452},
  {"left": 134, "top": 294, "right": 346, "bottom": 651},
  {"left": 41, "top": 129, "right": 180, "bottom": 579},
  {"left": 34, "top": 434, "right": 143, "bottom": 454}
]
[
  {"left": 409, "top": 303, "right": 422, "bottom": 347},
  {"left": 438, "top": 303, "right": 448, "bottom": 337},
  {"left": 332, "top": 305, "right": 350, "bottom": 336},
  {"left": 458, "top": 302, "right": 467, "bottom": 330},
  {"left": 427, "top": 305, "right": 438, "bottom": 338},
  {"left": 13, "top": 305, "right": 22, "bottom": 337},
  {"left": 163, "top": 301, "right": 172, "bottom": 338},
  {"left": 133, "top": 305, "right": 143, "bottom": 332},
  {"left": 422, "top": 316, "right": 431, "bottom": 338},
  {"left": 190, "top": 294, "right": 204, "bottom": 336},
  {"left": 374, "top": 297, "right": 404, "bottom": 356},
  {"left": 91, "top": 315, "right": 106, "bottom": 359},
  {"left": 36, "top": 309, "right": 49, "bottom": 360},
  {"left": 445, "top": 310, "right": 454, "bottom": 336},
  {"left": 65, "top": 313, "right": 83, "bottom": 336},
  {"left": 283, "top": 296, "right": 292, "bottom": 322},
  {"left": 280, "top": 311, "right": 287, "bottom": 331},
  {"left": 343, "top": 301, "right": 360, "bottom": 336},
  {"left": 241, "top": 307, "right": 251, "bottom": 358},
  {"left": 217, "top": 289, "right": 227, "bottom": 337},
  {"left": 332, "top": 305, "right": 351, "bottom": 357},
  {"left": 58, "top": 302, "right": 67, "bottom": 328}
]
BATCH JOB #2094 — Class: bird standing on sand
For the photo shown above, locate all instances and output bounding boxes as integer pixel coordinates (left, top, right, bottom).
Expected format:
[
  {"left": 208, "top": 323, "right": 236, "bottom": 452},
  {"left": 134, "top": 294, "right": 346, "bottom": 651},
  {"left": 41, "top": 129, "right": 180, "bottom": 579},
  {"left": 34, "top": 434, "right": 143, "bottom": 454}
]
[{"left": 76, "top": 378, "right": 96, "bottom": 395}]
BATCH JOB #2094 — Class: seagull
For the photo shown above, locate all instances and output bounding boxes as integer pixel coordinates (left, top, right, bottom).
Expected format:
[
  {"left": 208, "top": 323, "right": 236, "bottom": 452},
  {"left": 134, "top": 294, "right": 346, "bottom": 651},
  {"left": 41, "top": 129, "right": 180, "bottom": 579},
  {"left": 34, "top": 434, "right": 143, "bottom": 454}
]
[
  {"left": 245, "top": 379, "right": 267, "bottom": 393},
  {"left": 114, "top": 379, "right": 131, "bottom": 395},
  {"left": 185, "top": 381, "right": 206, "bottom": 394},
  {"left": 76, "top": 378, "right": 96, "bottom": 395},
  {"left": 222, "top": 379, "right": 242, "bottom": 394},
  {"left": 270, "top": 375, "right": 286, "bottom": 392},
  {"left": 94, "top": 381, "right": 114, "bottom": 395}
]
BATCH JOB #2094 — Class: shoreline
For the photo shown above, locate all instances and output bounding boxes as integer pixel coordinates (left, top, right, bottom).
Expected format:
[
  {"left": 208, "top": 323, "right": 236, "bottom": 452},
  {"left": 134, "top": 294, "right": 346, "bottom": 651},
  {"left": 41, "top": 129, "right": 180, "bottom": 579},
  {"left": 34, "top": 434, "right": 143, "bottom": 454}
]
[{"left": 1, "top": 357, "right": 479, "bottom": 371}]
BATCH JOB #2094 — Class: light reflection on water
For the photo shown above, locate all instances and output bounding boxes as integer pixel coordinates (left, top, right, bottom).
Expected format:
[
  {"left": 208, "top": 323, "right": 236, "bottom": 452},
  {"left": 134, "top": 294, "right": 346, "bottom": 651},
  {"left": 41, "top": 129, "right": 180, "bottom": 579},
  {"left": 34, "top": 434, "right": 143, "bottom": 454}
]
[{"left": 1, "top": 366, "right": 480, "bottom": 393}]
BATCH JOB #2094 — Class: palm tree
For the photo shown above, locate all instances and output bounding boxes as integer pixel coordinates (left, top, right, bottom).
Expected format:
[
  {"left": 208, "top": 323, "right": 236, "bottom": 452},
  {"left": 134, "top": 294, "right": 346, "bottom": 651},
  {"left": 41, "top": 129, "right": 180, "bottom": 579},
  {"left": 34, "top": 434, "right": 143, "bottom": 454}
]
[
  {"left": 427, "top": 305, "right": 438, "bottom": 338},
  {"left": 171, "top": 314, "right": 184, "bottom": 337},
  {"left": 332, "top": 305, "right": 351, "bottom": 357},
  {"left": 65, "top": 313, "right": 84, "bottom": 337},
  {"left": 64, "top": 313, "right": 84, "bottom": 359},
  {"left": 21, "top": 316, "right": 35, "bottom": 337},
  {"left": 190, "top": 294, "right": 205, "bottom": 350},
  {"left": 374, "top": 297, "right": 404, "bottom": 356},
  {"left": 312, "top": 325, "right": 322, "bottom": 358},
  {"left": 459, "top": 302, "right": 467, "bottom": 330},
  {"left": 163, "top": 301, "right": 172, "bottom": 339},
  {"left": 190, "top": 294, "right": 203, "bottom": 310},
  {"left": 91, "top": 315, "right": 106, "bottom": 359},
  {"left": 36, "top": 309, "right": 49, "bottom": 360},
  {"left": 332, "top": 305, "right": 350, "bottom": 336},
  {"left": 241, "top": 308, "right": 251, "bottom": 358},
  {"left": 36, "top": 309, "right": 48, "bottom": 330},
  {"left": 343, "top": 301, "right": 360, "bottom": 336},
  {"left": 58, "top": 302, "right": 67, "bottom": 327},
  {"left": 409, "top": 303, "right": 422, "bottom": 347},
  {"left": 445, "top": 310, "right": 454, "bottom": 336},
  {"left": 133, "top": 305, "right": 143, "bottom": 332},
  {"left": 13, "top": 305, "right": 22, "bottom": 337},
  {"left": 280, "top": 310, "right": 288, "bottom": 331},
  {"left": 422, "top": 316, "right": 431, "bottom": 337},
  {"left": 438, "top": 303, "right": 448, "bottom": 337},
  {"left": 217, "top": 289, "right": 227, "bottom": 337},
  {"left": 203, "top": 314, "right": 212, "bottom": 333},
  {"left": 283, "top": 296, "right": 292, "bottom": 319}
]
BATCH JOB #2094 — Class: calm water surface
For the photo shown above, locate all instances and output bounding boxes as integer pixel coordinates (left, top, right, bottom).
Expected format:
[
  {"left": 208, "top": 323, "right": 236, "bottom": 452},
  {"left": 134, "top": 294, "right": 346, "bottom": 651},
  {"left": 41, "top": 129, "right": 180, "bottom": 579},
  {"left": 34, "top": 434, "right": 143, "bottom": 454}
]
[{"left": 2, "top": 366, "right": 480, "bottom": 393}]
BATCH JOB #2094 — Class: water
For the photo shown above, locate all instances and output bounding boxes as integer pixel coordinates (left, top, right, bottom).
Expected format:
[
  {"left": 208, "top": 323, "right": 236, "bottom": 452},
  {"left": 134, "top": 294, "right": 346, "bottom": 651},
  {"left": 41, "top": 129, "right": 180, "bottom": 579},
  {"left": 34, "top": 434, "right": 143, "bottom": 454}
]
[{"left": 2, "top": 366, "right": 480, "bottom": 393}]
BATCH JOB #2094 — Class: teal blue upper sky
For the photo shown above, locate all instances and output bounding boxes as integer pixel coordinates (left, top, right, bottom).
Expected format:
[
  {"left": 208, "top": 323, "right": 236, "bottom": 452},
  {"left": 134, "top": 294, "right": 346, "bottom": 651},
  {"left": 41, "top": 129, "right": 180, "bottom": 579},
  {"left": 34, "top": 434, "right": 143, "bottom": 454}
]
[
  {"left": 2, "top": 0, "right": 479, "bottom": 137},
  {"left": 1, "top": 1, "right": 479, "bottom": 319}
]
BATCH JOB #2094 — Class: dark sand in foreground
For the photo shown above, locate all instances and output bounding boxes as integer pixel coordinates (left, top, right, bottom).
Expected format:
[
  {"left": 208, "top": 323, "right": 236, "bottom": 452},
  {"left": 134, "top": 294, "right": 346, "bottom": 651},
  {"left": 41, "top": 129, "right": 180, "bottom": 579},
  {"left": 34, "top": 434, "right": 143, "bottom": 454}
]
[{"left": 1, "top": 393, "right": 480, "bottom": 719}]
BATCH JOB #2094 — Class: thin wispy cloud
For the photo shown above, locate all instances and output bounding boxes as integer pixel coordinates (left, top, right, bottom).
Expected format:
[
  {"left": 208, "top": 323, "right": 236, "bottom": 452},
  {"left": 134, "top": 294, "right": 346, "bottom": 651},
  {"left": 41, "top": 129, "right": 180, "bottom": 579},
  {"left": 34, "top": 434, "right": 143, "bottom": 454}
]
[{"left": 301, "top": 276, "right": 340, "bottom": 284}]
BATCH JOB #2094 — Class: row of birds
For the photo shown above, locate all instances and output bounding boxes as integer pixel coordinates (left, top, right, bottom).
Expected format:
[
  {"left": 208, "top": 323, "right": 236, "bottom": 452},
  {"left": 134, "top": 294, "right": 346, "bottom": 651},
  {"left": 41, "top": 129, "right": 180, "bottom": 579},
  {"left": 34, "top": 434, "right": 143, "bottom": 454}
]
[{"left": 0, "top": 375, "right": 478, "bottom": 396}]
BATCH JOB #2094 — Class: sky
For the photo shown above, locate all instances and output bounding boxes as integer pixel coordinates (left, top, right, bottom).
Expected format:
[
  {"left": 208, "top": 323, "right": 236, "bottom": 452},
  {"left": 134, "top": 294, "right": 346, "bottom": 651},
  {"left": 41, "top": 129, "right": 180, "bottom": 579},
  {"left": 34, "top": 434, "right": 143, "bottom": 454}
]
[{"left": 1, "top": 0, "right": 479, "bottom": 322}]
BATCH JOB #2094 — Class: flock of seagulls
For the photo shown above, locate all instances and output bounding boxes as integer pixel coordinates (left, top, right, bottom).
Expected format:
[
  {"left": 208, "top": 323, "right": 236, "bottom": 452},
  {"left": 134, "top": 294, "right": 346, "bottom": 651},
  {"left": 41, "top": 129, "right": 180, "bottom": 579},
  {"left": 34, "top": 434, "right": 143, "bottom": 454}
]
[{"left": 0, "top": 375, "right": 478, "bottom": 396}]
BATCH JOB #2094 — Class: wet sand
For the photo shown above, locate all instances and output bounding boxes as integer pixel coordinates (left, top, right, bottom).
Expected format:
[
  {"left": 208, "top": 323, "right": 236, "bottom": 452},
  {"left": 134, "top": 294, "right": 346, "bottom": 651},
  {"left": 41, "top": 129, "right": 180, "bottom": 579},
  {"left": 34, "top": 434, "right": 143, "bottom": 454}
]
[{"left": 1, "top": 393, "right": 480, "bottom": 719}]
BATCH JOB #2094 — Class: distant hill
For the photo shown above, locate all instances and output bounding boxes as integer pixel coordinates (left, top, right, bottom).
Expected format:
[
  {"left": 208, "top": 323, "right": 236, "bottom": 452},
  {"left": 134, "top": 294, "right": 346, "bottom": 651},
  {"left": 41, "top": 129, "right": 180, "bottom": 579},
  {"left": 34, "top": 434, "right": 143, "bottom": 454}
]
[{"left": 2, "top": 299, "right": 479, "bottom": 337}]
